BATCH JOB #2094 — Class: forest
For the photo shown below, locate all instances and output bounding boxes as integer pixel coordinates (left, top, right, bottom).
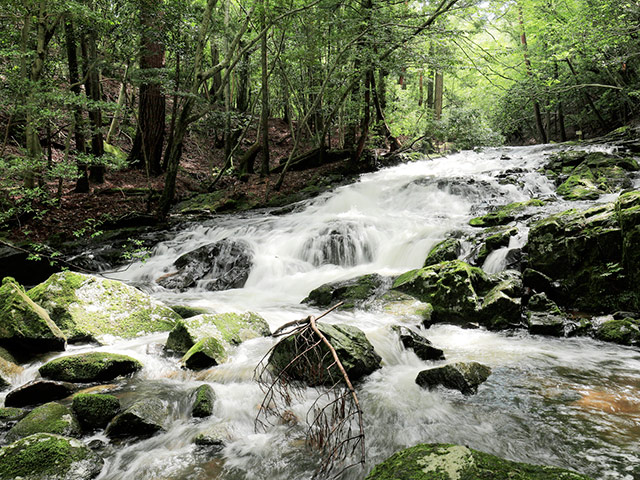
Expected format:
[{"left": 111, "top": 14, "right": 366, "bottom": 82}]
[{"left": 0, "top": 1, "right": 639, "bottom": 480}]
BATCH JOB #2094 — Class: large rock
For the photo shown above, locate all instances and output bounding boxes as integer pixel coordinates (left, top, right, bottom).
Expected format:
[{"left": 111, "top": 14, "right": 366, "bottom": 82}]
[
  {"left": 594, "top": 316, "right": 640, "bottom": 346},
  {"left": 0, "top": 347, "right": 23, "bottom": 389},
  {"left": 478, "top": 270, "right": 523, "bottom": 330},
  {"left": 618, "top": 190, "right": 640, "bottom": 288},
  {"left": 27, "top": 271, "right": 179, "bottom": 342},
  {"left": 157, "top": 239, "right": 253, "bottom": 291},
  {"left": 303, "top": 274, "right": 390, "bottom": 309},
  {"left": 191, "top": 384, "right": 216, "bottom": 418},
  {"left": 5, "top": 380, "right": 76, "bottom": 408},
  {"left": 476, "top": 226, "right": 518, "bottom": 266},
  {"left": 469, "top": 199, "right": 545, "bottom": 227},
  {"left": 391, "top": 326, "right": 444, "bottom": 361},
  {"left": 181, "top": 338, "right": 227, "bottom": 370},
  {"left": 39, "top": 352, "right": 142, "bottom": 383},
  {"left": 415, "top": 362, "right": 491, "bottom": 395},
  {"left": 6, "top": 402, "right": 81, "bottom": 442},
  {"left": 105, "top": 398, "right": 168, "bottom": 438},
  {"left": 194, "top": 423, "right": 232, "bottom": 451},
  {"left": 526, "top": 293, "right": 566, "bottom": 337},
  {"left": 0, "top": 433, "right": 104, "bottom": 480},
  {"left": 269, "top": 322, "right": 381, "bottom": 386},
  {"left": 72, "top": 393, "right": 120, "bottom": 430},
  {"left": 423, "top": 238, "right": 461, "bottom": 267},
  {"left": 365, "top": 443, "right": 592, "bottom": 479},
  {"left": 0, "top": 277, "right": 66, "bottom": 353}
]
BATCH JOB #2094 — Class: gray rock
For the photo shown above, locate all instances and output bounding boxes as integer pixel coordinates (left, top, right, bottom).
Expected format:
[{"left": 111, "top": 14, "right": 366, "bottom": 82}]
[
  {"left": 105, "top": 398, "right": 168, "bottom": 438},
  {"left": 527, "top": 293, "right": 566, "bottom": 337},
  {"left": 391, "top": 326, "right": 444, "bottom": 361},
  {"left": 416, "top": 362, "right": 491, "bottom": 395}
]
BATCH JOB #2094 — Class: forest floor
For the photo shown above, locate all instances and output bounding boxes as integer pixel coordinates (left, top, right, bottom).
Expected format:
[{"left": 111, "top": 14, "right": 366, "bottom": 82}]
[{"left": 6, "top": 119, "right": 363, "bottom": 244}]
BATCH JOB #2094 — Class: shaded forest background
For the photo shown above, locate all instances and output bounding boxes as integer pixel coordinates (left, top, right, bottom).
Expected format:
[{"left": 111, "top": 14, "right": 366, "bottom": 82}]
[{"left": 0, "top": 0, "right": 638, "bottom": 244}]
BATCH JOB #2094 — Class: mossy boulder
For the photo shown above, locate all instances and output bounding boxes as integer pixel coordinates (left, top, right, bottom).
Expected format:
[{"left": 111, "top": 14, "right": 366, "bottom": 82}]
[
  {"left": 391, "top": 326, "right": 444, "bottom": 361},
  {"left": 526, "top": 293, "right": 566, "bottom": 337},
  {"left": 5, "top": 380, "right": 76, "bottom": 408},
  {"left": 0, "top": 433, "right": 104, "bottom": 480},
  {"left": 182, "top": 338, "right": 228, "bottom": 370},
  {"left": 27, "top": 271, "right": 179, "bottom": 342},
  {"left": 476, "top": 227, "right": 518, "bottom": 265},
  {"left": 478, "top": 271, "right": 523, "bottom": 330},
  {"left": 469, "top": 199, "right": 545, "bottom": 227},
  {"left": 0, "top": 407, "right": 26, "bottom": 426},
  {"left": 6, "top": 402, "right": 81, "bottom": 442},
  {"left": 423, "top": 239, "right": 461, "bottom": 267},
  {"left": 72, "top": 393, "right": 120, "bottom": 430},
  {"left": 415, "top": 362, "right": 491, "bottom": 395},
  {"left": 617, "top": 190, "right": 640, "bottom": 288},
  {"left": 170, "top": 305, "right": 211, "bottom": 319},
  {"left": 303, "top": 274, "right": 390, "bottom": 310},
  {"left": 105, "top": 398, "right": 168, "bottom": 439},
  {"left": 392, "top": 260, "right": 489, "bottom": 326},
  {"left": 365, "top": 443, "right": 591, "bottom": 480},
  {"left": 191, "top": 384, "right": 216, "bottom": 418},
  {"left": 39, "top": 352, "right": 142, "bottom": 383},
  {"left": 594, "top": 317, "right": 640, "bottom": 346},
  {"left": 377, "top": 291, "right": 434, "bottom": 321},
  {"left": 0, "top": 277, "right": 66, "bottom": 353},
  {"left": 269, "top": 322, "right": 381, "bottom": 386}
]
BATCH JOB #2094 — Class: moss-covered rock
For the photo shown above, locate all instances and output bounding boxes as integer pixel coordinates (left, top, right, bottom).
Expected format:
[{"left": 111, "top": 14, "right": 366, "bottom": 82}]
[
  {"left": 377, "top": 291, "right": 434, "bottom": 321},
  {"left": 594, "top": 317, "right": 640, "bottom": 346},
  {"left": 72, "top": 393, "right": 120, "bottom": 430},
  {"left": 476, "top": 227, "right": 518, "bottom": 265},
  {"left": 478, "top": 271, "right": 523, "bottom": 330},
  {"left": 526, "top": 293, "right": 566, "bottom": 337},
  {"left": 6, "top": 402, "right": 81, "bottom": 442},
  {"left": 39, "top": 352, "right": 142, "bottom": 383},
  {"left": 617, "top": 190, "right": 640, "bottom": 291},
  {"left": 303, "top": 274, "right": 390, "bottom": 310},
  {"left": 365, "top": 443, "right": 591, "bottom": 479},
  {"left": 423, "top": 239, "right": 461, "bottom": 267},
  {"left": 170, "top": 305, "right": 211, "bottom": 319},
  {"left": 469, "top": 199, "right": 545, "bottom": 227},
  {"left": 391, "top": 326, "right": 444, "bottom": 361},
  {"left": 181, "top": 337, "right": 228, "bottom": 370},
  {"left": 0, "top": 433, "right": 104, "bottom": 480},
  {"left": 393, "top": 260, "right": 489, "bottom": 326},
  {"left": 0, "top": 407, "right": 26, "bottom": 424},
  {"left": 194, "top": 423, "right": 231, "bottom": 451},
  {"left": 27, "top": 271, "right": 179, "bottom": 342},
  {"left": 105, "top": 398, "right": 167, "bottom": 439},
  {"left": 0, "top": 277, "right": 66, "bottom": 353},
  {"left": 5, "top": 380, "right": 76, "bottom": 408},
  {"left": 415, "top": 362, "right": 491, "bottom": 395},
  {"left": 269, "top": 322, "right": 381, "bottom": 386},
  {"left": 191, "top": 384, "right": 216, "bottom": 418}
]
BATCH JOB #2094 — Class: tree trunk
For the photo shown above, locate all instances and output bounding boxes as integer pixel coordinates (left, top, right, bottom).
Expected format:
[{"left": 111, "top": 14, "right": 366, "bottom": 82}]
[
  {"left": 81, "top": 26, "right": 105, "bottom": 183},
  {"left": 434, "top": 72, "right": 443, "bottom": 120},
  {"left": 260, "top": 0, "right": 270, "bottom": 176}
]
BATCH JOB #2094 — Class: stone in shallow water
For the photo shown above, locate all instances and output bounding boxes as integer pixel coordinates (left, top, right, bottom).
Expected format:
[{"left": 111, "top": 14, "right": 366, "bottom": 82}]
[
  {"left": 39, "top": 352, "right": 142, "bottom": 383},
  {"left": 6, "top": 402, "right": 81, "bottom": 442},
  {"left": 415, "top": 362, "right": 491, "bottom": 395},
  {"left": 391, "top": 326, "right": 444, "bottom": 361},
  {"left": 105, "top": 398, "right": 168, "bottom": 439},
  {"left": 191, "top": 384, "right": 216, "bottom": 418},
  {"left": 72, "top": 393, "right": 120, "bottom": 430},
  {"left": 5, "top": 380, "right": 76, "bottom": 408}
]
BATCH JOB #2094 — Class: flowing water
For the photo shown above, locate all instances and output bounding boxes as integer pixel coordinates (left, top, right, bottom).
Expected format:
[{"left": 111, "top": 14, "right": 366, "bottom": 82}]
[{"left": 9, "top": 145, "right": 640, "bottom": 479}]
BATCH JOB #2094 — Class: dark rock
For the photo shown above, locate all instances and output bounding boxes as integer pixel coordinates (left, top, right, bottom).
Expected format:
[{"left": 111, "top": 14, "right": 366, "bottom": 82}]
[
  {"left": 365, "top": 443, "right": 592, "bottom": 480},
  {"left": 594, "top": 317, "right": 640, "bottom": 346},
  {"left": 303, "top": 274, "right": 390, "bottom": 309},
  {"left": 182, "top": 339, "right": 226, "bottom": 370},
  {"left": 5, "top": 380, "right": 76, "bottom": 408},
  {"left": 157, "top": 239, "right": 253, "bottom": 291},
  {"left": 72, "top": 393, "right": 120, "bottom": 430},
  {"left": 191, "top": 384, "right": 216, "bottom": 418},
  {"left": 39, "top": 352, "right": 142, "bottom": 383},
  {"left": 0, "top": 244, "right": 60, "bottom": 286},
  {"left": 527, "top": 293, "right": 566, "bottom": 337},
  {"left": 415, "top": 361, "right": 491, "bottom": 395},
  {"left": 469, "top": 199, "right": 545, "bottom": 227},
  {"left": 391, "top": 326, "right": 444, "bottom": 361},
  {"left": 170, "top": 305, "right": 211, "bottom": 319},
  {"left": 478, "top": 270, "right": 523, "bottom": 330},
  {"left": 476, "top": 227, "right": 517, "bottom": 265},
  {"left": 423, "top": 238, "right": 461, "bottom": 267},
  {"left": 105, "top": 398, "right": 168, "bottom": 438},
  {"left": 6, "top": 402, "right": 81, "bottom": 442},
  {"left": 269, "top": 322, "right": 381, "bottom": 386},
  {"left": 0, "top": 433, "right": 104, "bottom": 480}
]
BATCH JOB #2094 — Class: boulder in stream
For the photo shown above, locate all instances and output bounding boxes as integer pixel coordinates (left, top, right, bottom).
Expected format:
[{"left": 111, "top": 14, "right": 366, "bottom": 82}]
[
  {"left": 105, "top": 398, "right": 168, "bottom": 439},
  {"left": 72, "top": 393, "right": 121, "bottom": 430},
  {"left": 526, "top": 293, "right": 566, "bottom": 337},
  {"left": 303, "top": 273, "right": 390, "bottom": 309},
  {"left": 0, "top": 277, "right": 66, "bottom": 353},
  {"left": 268, "top": 322, "right": 381, "bottom": 386},
  {"left": 194, "top": 423, "right": 232, "bottom": 451},
  {"left": 478, "top": 270, "right": 523, "bottom": 330},
  {"left": 415, "top": 361, "right": 491, "bottom": 395},
  {"left": 5, "top": 380, "right": 76, "bottom": 408},
  {"left": 0, "top": 433, "right": 104, "bottom": 480},
  {"left": 594, "top": 315, "right": 640, "bottom": 346},
  {"left": 391, "top": 326, "right": 444, "bottom": 361},
  {"left": 423, "top": 238, "right": 461, "bottom": 267},
  {"left": 365, "top": 443, "right": 592, "bottom": 480},
  {"left": 469, "top": 199, "right": 546, "bottom": 227},
  {"left": 27, "top": 271, "right": 179, "bottom": 342},
  {"left": 6, "top": 402, "right": 81, "bottom": 442},
  {"left": 39, "top": 352, "right": 142, "bottom": 383},
  {"left": 156, "top": 239, "right": 253, "bottom": 291},
  {"left": 191, "top": 384, "right": 216, "bottom": 418}
]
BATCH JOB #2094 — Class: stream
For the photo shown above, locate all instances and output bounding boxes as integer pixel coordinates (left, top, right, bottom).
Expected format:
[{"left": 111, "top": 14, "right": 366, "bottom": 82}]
[{"left": 10, "top": 145, "right": 640, "bottom": 479}]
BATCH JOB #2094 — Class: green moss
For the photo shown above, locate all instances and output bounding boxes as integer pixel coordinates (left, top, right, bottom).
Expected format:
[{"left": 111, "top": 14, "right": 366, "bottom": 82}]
[
  {"left": 182, "top": 337, "right": 228, "bottom": 370},
  {"left": 303, "top": 274, "right": 389, "bottom": 310},
  {"left": 477, "top": 227, "right": 518, "bottom": 265},
  {"left": 0, "top": 407, "right": 26, "bottom": 421},
  {"left": 423, "top": 239, "right": 461, "bottom": 267},
  {"left": 192, "top": 384, "right": 216, "bottom": 418},
  {"left": 209, "top": 312, "right": 270, "bottom": 345},
  {"left": 170, "top": 305, "right": 211, "bottom": 319},
  {"left": 0, "top": 433, "right": 103, "bottom": 480},
  {"left": 595, "top": 318, "right": 640, "bottom": 346},
  {"left": 6, "top": 402, "right": 81, "bottom": 442},
  {"left": 469, "top": 199, "right": 545, "bottom": 227},
  {"left": 72, "top": 393, "right": 120, "bottom": 429},
  {"left": 556, "top": 165, "right": 601, "bottom": 200},
  {"left": 39, "top": 352, "right": 142, "bottom": 383},
  {"left": 365, "top": 443, "right": 591, "bottom": 479}
]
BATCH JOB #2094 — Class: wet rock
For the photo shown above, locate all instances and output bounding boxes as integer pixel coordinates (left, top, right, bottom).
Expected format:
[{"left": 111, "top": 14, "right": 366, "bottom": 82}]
[
  {"left": 72, "top": 393, "right": 120, "bottom": 430},
  {"left": 191, "top": 384, "right": 216, "bottom": 418},
  {"left": 527, "top": 293, "right": 566, "bottom": 337},
  {"left": 182, "top": 338, "right": 227, "bottom": 370},
  {"left": 0, "top": 277, "right": 66, "bottom": 353},
  {"left": 157, "top": 239, "right": 253, "bottom": 291},
  {"left": 5, "top": 380, "right": 76, "bottom": 408},
  {"left": 301, "top": 221, "right": 374, "bottom": 267},
  {"left": 170, "top": 305, "right": 211, "bottom": 319},
  {"left": 469, "top": 199, "right": 545, "bottom": 227},
  {"left": 594, "top": 316, "right": 640, "bottom": 346},
  {"left": 478, "top": 270, "right": 523, "bottom": 330},
  {"left": 618, "top": 191, "right": 640, "bottom": 289},
  {"left": 0, "top": 347, "right": 22, "bottom": 389},
  {"left": 39, "top": 352, "right": 142, "bottom": 383},
  {"left": 194, "top": 423, "right": 232, "bottom": 451},
  {"left": 415, "top": 362, "right": 491, "bottom": 395},
  {"left": 303, "top": 274, "right": 390, "bottom": 309},
  {"left": 0, "top": 433, "right": 104, "bottom": 480},
  {"left": 476, "top": 226, "right": 517, "bottom": 265},
  {"left": 376, "top": 291, "right": 433, "bottom": 321},
  {"left": 6, "top": 402, "right": 81, "bottom": 442},
  {"left": 105, "top": 398, "right": 168, "bottom": 439},
  {"left": 391, "top": 326, "right": 444, "bottom": 361},
  {"left": 27, "top": 271, "right": 179, "bottom": 342},
  {"left": 423, "top": 238, "right": 461, "bottom": 267},
  {"left": 0, "top": 407, "right": 27, "bottom": 428},
  {"left": 365, "top": 443, "right": 592, "bottom": 479},
  {"left": 269, "top": 322, "right": 381, "bottom": 386}
]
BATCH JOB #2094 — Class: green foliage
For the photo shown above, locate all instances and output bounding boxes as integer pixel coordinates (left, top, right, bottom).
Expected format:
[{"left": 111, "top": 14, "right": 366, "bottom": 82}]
[{"left": 436, "top": 106, "right": 504, "bottom": 150}]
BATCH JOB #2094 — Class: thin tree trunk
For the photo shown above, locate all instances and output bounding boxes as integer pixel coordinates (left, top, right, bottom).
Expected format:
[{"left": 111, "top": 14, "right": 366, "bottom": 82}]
[
  {"left": 260, "top": 0, "right": 270, "bottom": 176},
  {"left": 434, "top": 72, "right": 443, "bottom": 120}
]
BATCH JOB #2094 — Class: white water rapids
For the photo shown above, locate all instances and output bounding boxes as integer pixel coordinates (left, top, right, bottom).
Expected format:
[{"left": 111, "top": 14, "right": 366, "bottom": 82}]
[{"left": 13, "top": 146, "right": 640, "bottom": 479}]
